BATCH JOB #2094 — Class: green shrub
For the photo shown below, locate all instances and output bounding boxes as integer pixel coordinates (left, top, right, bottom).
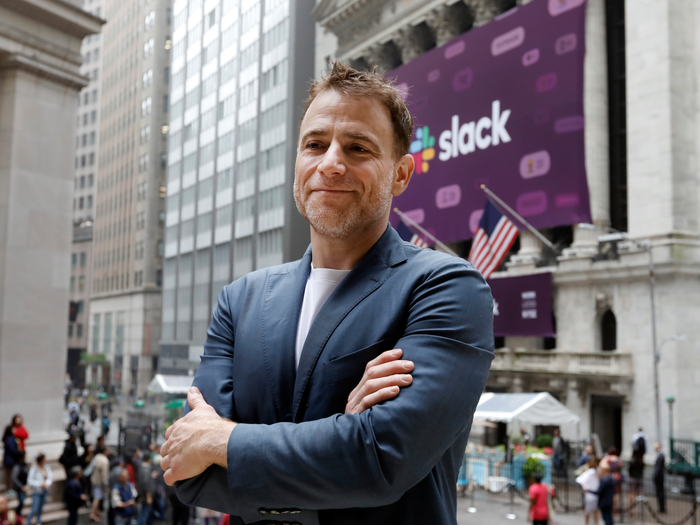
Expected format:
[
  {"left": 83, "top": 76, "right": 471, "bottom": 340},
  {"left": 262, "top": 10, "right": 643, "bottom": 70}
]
[
  {"left": 522, "top": 457, "right": 545, "bottom": 480},
  {"left": 536, "top": 434, "right": 553, "bottom": 448}
]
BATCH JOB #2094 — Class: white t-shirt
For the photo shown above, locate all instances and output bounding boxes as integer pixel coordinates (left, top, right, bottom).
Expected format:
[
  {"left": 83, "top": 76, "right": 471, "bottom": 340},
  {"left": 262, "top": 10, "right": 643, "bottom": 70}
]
[{"left": 295, "top": 264, "right": 351, "bottom": 368}]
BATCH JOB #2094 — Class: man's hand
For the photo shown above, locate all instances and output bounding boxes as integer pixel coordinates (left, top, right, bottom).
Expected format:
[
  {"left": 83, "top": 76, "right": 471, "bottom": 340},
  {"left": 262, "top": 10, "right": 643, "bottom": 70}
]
[
  {"left": 345, "top": 349, "right": 414, "bottom": 414},
  {"left": 160, "top": 387, "right": 236, "bottom": 486}
]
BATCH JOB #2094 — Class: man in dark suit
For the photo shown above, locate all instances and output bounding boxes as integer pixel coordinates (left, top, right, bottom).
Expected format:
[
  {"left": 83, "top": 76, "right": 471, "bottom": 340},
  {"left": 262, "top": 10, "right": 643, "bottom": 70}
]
[
  {"left": 159, "top": 62, "right": 494, "bottom": 525},
  {"left": 653, "top": 442, "right": 666, "bottom": 513}
]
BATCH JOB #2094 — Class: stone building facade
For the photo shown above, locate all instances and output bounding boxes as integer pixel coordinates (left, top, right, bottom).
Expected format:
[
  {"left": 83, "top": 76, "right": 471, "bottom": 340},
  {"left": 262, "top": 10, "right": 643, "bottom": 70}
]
[
  {"left": 313, "top": 0, "right": 700, "bottom": 455},
  {"left": 0, "top": 0, "right": 102, "bottom": 463}
]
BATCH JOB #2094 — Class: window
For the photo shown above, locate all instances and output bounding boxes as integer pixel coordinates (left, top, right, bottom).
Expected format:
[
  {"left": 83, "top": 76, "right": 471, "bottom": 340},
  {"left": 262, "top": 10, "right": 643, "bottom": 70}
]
[
  {"left": 90, "top": 131, "right": 96, "bottom": 144},
  {"left": 601, "top": 309, "right": 617, "bottom": 351},
  {"left": 79, "top": 197, "right": 84, "bottom": 209},
  {"left": 163, "top": 95, "right": 169, "bottom": 113},
  {"left": 164, "top": 67, "right": 170, "bottom": 84},
  {"left": 68, "top": 324, "right": 73, "bottom": 338},
  {"left": 72, "top": 253, "right": 78, "bottom": 267},
  {"left": 263, "top": 18, "right": 288, "bottom": 53},
  {"left": 88, "top": 195, "right": 93, "bottom": 208},
  {"left": 239, "top": 41, "right": 259, "bottom": 71},
  {"left": 79, "top": 276, "right": 85, "bottom": 291},
  {"left": 76, "top": 324, "right": 83, "bottom": 338},
  {"left": 80, "top": 252, "right": 87, "bottom": 266},
  {"left": 91, "top": 110, "right": 97, "bottom": 123},
  {"left": 70, "top": 276, "right": 76, "bottom": 291},
  {"left": 261, "top": 60, "right": 287, "bottom": 94},
  {"left": 203, "top": 39, "right": 219, "bottom": 65},
  {"left": 89, "top": 153, "right": 95, "bottom": 166},
  {"left": 208, "top": 8, "right": 217, "bottom": 29}
]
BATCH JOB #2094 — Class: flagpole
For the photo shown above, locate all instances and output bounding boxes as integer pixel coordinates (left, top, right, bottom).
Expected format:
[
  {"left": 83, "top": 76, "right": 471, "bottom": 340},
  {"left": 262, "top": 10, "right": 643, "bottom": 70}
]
[
  {"left": 480, "top": 185, "right": 556, "bottom": 251},
  {"left": 393, "top": 208, "right": 460, "bottom": 257}
]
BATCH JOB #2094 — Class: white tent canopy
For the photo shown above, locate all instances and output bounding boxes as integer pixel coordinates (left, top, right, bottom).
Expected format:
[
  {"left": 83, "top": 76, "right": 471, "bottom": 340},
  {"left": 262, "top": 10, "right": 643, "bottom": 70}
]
[
  {"left": 474, "top": 392, "right": 580, "bottom": 426},
  {"left": 148, "top": 374, "right": 193, "bottom": 394}
]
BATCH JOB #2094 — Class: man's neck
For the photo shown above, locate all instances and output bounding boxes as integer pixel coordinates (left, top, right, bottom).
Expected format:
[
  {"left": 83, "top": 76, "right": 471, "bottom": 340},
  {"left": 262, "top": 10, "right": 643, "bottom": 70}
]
[{"left": 310, "top": 221, "right": 387, "bottom": 270}]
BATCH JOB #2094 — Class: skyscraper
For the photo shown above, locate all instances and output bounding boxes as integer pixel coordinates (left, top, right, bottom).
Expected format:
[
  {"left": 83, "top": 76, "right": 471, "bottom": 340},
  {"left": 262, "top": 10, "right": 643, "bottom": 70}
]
[
  {"left": 67, "top": 0, "right": 105, "bottom": 388},
  {"left": 87, "top": 0, "right": 172, "bottom": 395},
  {"left": 159, "top": 0, "right": 314, "bottom": 373}
]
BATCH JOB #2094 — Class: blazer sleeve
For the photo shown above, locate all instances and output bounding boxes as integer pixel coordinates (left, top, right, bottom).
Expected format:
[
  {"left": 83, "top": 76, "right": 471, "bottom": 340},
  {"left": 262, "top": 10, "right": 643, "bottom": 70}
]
[{"left": 176, "top": 259, "right": 493, "bottom": 521}]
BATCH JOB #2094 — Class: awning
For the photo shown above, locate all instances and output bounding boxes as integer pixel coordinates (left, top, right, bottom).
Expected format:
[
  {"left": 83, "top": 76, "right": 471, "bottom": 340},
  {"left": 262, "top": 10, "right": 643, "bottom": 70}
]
[
  {"left": 147, "top": 374, "right": 193, "bottom": 394},
  {"left": 473, "top": 392, "right": 580, "bottom": 425}
]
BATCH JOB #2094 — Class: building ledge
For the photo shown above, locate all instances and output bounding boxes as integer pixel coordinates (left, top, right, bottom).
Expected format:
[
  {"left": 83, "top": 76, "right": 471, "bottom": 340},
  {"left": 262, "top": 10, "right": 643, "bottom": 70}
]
[
  {"left": 0, "top": 0, "right": 104, "bottom": 39},
  {"left": 490, "top": 348, "right": 633, "bottom": 379}
]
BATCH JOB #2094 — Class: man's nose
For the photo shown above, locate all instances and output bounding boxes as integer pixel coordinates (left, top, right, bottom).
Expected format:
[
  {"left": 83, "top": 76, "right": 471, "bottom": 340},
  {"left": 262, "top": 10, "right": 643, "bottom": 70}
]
[{"left": 317, "top": 141, "right": 346, "bottom": 177}]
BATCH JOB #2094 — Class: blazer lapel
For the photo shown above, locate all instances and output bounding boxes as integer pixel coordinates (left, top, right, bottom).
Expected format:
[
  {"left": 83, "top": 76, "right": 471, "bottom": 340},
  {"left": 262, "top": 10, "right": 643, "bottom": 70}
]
[
  {"left": 292, "top": 225, "right": 407, "bottom": 421},
  {"left": 261, "top": 248, "right": 312, "bottom": 422}
]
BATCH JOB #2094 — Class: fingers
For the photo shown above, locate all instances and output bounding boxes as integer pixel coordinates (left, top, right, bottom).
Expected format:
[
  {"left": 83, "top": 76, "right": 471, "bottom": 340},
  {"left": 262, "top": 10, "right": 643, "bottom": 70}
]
[
  {"left": 364, "top": 349, "right": 403, "bottom": 371},
  {"left": 346, "top": 373, "right": 413, "bottom": 414},
  {"left": 365, "top": 359, "right": 414, "bottom": 380},
  {"left": 186, "top": 386, "right": 204, "bottom": 409},
  {"left": 349, "top": 386, "right": 402, "bottom": 415}
]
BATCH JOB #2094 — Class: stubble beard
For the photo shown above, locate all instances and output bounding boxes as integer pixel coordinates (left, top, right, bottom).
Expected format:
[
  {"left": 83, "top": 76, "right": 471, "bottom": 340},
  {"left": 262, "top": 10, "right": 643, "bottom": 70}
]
[{"left": 293, "top": 172, "right": 393, "bottom": 239}]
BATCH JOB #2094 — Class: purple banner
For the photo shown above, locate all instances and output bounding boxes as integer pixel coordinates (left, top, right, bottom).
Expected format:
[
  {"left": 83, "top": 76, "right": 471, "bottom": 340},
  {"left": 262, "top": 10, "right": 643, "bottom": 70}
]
[
  {"left": 490, "top": 272, "right": 554, "bottom": 337},
  {"left": 389, "top": 0, "right": 591, "bottom": 242}
]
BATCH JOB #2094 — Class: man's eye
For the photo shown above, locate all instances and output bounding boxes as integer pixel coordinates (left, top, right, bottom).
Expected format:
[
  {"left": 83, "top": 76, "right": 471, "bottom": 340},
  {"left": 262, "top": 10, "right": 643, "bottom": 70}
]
[
  {"left": 352, "top": 145, "right": 368, "bottom": 153},
  {"left": 306, "top": 142, "right": 322, "bottom": 150}
]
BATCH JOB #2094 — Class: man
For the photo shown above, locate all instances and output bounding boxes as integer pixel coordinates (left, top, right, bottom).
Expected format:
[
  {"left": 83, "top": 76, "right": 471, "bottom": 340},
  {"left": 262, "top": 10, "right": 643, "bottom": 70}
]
[
  {"left": 59, "top": 431, "right": 80, "bottom": 476},
  {"left": 653, "top": 442, "right": 666, "bottom": 513},
  {"left": 552, "top": 428, "right": 565, "bottom": 477},
  {"left": 136, "top": 452, "right": 154, "bottom": 525},
  {"left": 112, "top": 470, "right": 137, "bottom": 525},
  {"left": 64, "top": 466, "right": 87, "bottom": 525},
  {"left": 631, "top": 427, "right": 649, "bottom": 458},
  {"left": 0, "top": 495, "right": 22, "bottom": 525},
  {"left": 90, "top": 445, "right": 111, "bottom": 522},
  {"left": 160, "top": 62, "right": 493, "bottom": 524}
]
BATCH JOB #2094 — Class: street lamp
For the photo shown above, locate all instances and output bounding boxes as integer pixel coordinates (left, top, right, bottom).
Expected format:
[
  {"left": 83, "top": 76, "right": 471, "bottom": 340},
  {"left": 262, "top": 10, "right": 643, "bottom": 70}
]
[{"left": 579, "top": 224, "right": 662, "bottom": 443}]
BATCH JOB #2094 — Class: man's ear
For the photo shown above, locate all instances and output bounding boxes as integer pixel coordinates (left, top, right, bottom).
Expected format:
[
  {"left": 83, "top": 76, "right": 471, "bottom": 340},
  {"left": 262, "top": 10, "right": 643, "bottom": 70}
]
[{"left": 391, "top": 154, "right": 415, "bottom": 197}]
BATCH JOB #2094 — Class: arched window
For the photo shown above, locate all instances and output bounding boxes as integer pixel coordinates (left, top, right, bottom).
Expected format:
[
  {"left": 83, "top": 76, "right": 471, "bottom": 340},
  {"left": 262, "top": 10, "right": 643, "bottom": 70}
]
[{"left": 601, "top": 309, "right": 617, "bottom": 351}]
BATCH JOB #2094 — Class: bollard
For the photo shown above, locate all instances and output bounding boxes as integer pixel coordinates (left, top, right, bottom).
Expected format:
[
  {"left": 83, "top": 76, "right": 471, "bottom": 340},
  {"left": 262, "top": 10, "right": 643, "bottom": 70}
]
[
  {"left": 468, "top": 475, "right": 477, "bottom": 513},
  {"left": 505, "top": 480, "right": 517, "bottom": 520},
  {"left": 638, "top": 496, "right": 645, "bottom": 524}
]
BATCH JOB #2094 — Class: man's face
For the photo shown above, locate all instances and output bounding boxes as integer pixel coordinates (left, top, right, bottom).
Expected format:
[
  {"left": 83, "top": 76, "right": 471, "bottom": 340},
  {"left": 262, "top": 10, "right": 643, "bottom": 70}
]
[
  {"left": 118, "top": 471, "right": 128, "bottom": 484},
  {"left": 294, "top": 89, "right": 413, "bottom": 239},
  {"left": 0, "top": 496, "right": 7, "bottom": 514}
]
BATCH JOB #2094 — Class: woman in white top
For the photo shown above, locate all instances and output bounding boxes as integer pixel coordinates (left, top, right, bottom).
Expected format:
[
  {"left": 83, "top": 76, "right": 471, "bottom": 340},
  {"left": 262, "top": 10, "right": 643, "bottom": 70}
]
[{"left": 26, "top": 453, "right": 52, "bottom": 525}]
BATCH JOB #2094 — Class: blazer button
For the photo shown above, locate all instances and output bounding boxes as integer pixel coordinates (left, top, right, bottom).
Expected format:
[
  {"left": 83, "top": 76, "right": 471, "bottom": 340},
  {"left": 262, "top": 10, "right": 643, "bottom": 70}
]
[
  {"left": 269, "top": 510, "right": 281, "bottom": 515},
  {"left": 258, "top": 509, "right": 269, "bottom": 516}
]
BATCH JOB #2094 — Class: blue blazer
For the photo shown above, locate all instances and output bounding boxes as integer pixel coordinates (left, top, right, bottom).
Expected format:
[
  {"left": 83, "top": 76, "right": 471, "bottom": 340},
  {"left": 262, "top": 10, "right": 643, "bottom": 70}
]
[{"left": 176, "top": 225, "right": 494, "bottom": 525}]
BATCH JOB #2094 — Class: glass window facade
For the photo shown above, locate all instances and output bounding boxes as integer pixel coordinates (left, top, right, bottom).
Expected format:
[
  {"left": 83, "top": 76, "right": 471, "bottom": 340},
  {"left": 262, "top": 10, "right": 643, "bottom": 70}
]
[{"left": 162, "top": 0, "right": 309, "bottom": 345}]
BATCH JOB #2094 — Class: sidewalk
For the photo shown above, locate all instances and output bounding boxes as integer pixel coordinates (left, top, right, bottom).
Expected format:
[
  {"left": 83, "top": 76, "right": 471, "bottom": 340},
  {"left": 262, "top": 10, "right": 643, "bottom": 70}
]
[{"left": 457, "top": 490, "right": 658, "bottom": 525}]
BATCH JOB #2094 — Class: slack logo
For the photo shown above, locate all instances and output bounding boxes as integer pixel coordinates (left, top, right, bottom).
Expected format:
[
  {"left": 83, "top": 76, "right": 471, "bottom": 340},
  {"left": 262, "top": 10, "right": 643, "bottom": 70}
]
[
  {"left": 438, "top": 100, "right": 512, "bottom": 161},
  {"left": 409, "top": 126, "right": 436, "bottom": 174}
]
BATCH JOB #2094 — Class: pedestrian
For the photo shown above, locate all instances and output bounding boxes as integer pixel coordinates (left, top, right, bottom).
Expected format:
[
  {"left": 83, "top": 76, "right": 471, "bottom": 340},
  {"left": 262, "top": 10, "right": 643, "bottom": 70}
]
[
  {"left": 653, "top": 442, "right": 666, "bottom": 513},
  {"left": 80, "top": 443, "right": 95, "bottom": 505},
  {"left": 64, "top": 466, "right": 87, "bottom": 525},
  {"left": 601, "top": 447, "right": 622, "bottom": 512},
  {"left": 578, "top": 444, "right": 595, "bottom": 468},
  {"left": 101, "top": 414, "right": 110, "bottom": 437},
  {"left": 90, "top": 403, "right": 98, "bottom": 423},
  {"left": 528, "top": 472, "right": 552, "bottom": 525},
  {"left": 90, "top": 445, "right": 111, "bottom": 523},
  {"left": 10, "top": 451, "right": 29, "bottom": 515},
  {"left": 9, "top": 417, "right": 28, "bottom": 455},
  {"left": 587, "top": 464, "right": 616, "bottom": 525},
  {"left": 108, "top": 458, "right": 125, "bottom": 525},
  {"left": 553, "top": 428, "right": 565, "bottom": 477},
  {"left": 631, "top": 428, "right": 650, "bottom": 458},
  {"left": 627, "top": 440, "right": 645, "bottom": 513},
  {"left": 0, "top": 495, "right": 23, "bottom": 525},
  {"left": 2, "top": 425, "right": 19, "bottom": 494},
  {"left": 59, "top": 431, "right": 81, "bottom": 476},
  {"left": 576, "top": 457, "right": 600, "bottom": 525},
  {"left": 164, "top": 484, "right": 188, "bottom": 525},
  {"left": 111, "top": 470, "right": 137, "bottom": 525},
  {"left": 25, "top": 453, "right": 52, "bottom": 525},
  {"left": 136, "top": 453, "right": 154, "bottom": 525}
]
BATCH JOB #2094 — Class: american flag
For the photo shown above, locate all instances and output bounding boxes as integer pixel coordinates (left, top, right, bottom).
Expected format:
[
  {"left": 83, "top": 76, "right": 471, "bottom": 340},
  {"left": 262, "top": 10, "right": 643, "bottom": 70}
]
[
  {"left": 468, "top": 200, "right": 519, "bottom": 279},
  {"left": 396, "top": 220, "right": 431, "bottom": 249}
]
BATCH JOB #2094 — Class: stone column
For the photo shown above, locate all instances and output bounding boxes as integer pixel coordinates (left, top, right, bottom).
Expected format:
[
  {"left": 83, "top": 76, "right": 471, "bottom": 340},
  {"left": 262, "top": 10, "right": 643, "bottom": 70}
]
[
  {"left": 626, "top": 0, "right": 699, "bottom": 239},
  {"left": 0, "top": 2, "right": 102, "bottom": 461},
  {"left": 506, "top": 231, "right": 543, "bottom": 272},
  {"left": 392, "top": 24, "right": 435, "bottom": 64},
  {"left": 425, "top": 2, "right": 474, "bottom": 47},
  {"left": 560, "top": 0, "right": 611, "bottom": 260}
]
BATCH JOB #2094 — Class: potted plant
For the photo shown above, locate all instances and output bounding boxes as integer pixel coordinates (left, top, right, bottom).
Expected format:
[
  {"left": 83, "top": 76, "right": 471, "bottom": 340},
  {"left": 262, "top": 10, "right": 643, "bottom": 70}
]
[{"left": 522, "top": 456, "right": 545, "bottom": 485}]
